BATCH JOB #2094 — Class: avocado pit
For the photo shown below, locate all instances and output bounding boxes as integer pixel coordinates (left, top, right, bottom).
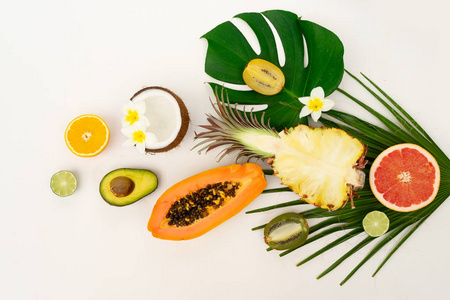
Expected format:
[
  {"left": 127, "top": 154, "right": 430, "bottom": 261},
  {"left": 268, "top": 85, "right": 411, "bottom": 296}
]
[{"left": 110, "top": 176, "right": 135, "bottom": 197}]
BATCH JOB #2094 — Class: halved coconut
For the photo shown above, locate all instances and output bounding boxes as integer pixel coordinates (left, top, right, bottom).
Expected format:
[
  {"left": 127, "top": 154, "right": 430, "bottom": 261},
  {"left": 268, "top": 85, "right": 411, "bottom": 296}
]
[{"left": 130, "top": 86, "right": 189, "bottom": 153}]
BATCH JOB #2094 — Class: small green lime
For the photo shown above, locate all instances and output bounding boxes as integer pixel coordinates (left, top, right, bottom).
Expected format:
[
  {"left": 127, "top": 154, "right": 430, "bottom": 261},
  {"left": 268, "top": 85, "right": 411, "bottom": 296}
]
[
  {"left": 363, "top": 211, "right": 389, "bottom": 237},
  {"left": 50, "top": 171, "right": 77, "bottom": 197}
]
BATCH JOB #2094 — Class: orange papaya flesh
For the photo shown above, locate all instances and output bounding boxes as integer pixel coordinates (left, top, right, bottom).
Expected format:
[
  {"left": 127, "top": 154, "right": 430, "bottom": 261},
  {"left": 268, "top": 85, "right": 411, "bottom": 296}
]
[{"left": 147, "top": 163, "right": 267, "bottom": 240}]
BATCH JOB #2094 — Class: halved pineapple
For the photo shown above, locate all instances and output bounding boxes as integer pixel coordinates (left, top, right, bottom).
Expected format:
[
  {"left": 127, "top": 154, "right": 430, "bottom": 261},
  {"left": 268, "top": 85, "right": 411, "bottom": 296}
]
[
  {"left": 272, "top": 126, "right": 365, "bottom": 210},
  {"left": 195, "top": 89, "right": 366, "bottom": 210}
]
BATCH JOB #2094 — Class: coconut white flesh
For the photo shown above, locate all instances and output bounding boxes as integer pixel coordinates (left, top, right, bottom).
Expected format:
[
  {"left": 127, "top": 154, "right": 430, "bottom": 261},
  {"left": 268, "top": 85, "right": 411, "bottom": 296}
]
[{"left": 133, "top": 89, "right": 182, "bottom": 149}]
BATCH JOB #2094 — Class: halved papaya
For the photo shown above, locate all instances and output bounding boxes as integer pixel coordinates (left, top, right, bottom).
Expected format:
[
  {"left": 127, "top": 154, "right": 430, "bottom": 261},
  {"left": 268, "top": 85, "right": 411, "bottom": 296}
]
[{"left": 148, "top": 163, "right": 267, "bottom": 240}]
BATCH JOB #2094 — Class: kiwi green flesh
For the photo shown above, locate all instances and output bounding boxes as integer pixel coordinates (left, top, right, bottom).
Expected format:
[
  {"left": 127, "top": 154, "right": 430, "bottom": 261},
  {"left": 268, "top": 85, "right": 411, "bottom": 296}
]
[
  {"left": 130, "top": 86, "right": 189, "bottom": 153},
  {"left": 264, "top": 213, "right": 309, "bottom": 250},
  {"left": 99, "top": 168, "right": 158, "bottom": 206}
]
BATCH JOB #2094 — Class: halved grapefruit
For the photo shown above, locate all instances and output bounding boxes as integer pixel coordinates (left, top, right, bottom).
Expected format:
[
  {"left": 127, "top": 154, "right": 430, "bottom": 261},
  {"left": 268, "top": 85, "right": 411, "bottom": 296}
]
[{"left": 369, "top": 143, "right": 440, "bottom": 212}]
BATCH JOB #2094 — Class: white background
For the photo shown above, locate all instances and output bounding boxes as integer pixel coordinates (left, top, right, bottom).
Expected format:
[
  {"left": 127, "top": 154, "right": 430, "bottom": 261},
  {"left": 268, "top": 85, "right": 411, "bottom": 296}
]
[{"left": 1, "top": 0, "right": 449, "bottom": 299}]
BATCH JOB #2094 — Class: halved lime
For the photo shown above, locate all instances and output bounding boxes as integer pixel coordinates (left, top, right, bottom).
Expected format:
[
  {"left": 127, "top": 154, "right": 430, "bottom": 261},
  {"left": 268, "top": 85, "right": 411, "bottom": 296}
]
[
  {"left": 50, "top": 171, "right": 77, "bottom": 197},
  {"left": 363, "top": 211, "right": 389, "bottom": 237}
]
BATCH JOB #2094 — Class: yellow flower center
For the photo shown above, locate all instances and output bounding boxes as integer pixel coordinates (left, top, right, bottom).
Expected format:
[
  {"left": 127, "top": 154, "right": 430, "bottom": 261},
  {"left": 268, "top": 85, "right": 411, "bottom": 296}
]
[
  {"left": 125, "top": 109, "right": 139, "bottom": 125},
  {"left": 307, "top": 98, "right": 324, "bottom": 112},
  {"left": 132, "top": 130, "right": 146, "bottom": 144}
]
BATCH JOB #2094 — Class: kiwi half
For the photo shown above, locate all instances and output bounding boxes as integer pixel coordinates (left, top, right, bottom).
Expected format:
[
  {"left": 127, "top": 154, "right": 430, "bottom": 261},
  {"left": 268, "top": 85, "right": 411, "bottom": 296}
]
[
  {"left": 264, "top": 212, "right": 309, "bottom": 250},
  {"left": 130, "top": 86, "right": 189, "bottom": 153}
]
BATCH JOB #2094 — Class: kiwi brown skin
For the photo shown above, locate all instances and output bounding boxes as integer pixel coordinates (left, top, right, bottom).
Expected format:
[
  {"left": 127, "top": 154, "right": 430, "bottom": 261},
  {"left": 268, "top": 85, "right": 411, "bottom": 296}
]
[{"left": 130, "top": 86, "right": 190, "bottom": 154}]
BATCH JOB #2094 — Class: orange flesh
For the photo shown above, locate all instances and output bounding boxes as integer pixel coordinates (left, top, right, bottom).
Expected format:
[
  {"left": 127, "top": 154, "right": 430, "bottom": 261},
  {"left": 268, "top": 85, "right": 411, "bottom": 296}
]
[
  {"left": 65, "top": 115, "right": 109, "bottom": 157},
  {"left": 147, "top": 163, "right": 267, "bottom": 240},
  {"left": 373, "top": 147, "right": 437, "bottom": 208}
]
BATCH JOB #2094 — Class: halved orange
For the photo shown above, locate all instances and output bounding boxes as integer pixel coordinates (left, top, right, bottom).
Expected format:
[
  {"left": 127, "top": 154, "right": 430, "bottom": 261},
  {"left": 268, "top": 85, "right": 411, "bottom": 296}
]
[{"left": 65, "top": 114, "right": 110, "bottom": 157}]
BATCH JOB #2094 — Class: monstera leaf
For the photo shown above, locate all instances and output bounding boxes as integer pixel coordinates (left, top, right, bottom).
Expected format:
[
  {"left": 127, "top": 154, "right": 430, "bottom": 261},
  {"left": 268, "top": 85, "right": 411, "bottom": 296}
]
[{"left": 202, "top": 10, "right": 344, "bottom": 130}]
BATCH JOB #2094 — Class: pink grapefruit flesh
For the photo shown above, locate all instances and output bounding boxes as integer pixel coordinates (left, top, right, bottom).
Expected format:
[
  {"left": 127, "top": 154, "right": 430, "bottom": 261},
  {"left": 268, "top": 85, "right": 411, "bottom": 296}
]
[{"left": 369, "top": 143, "right": 440, "bottom": 212}]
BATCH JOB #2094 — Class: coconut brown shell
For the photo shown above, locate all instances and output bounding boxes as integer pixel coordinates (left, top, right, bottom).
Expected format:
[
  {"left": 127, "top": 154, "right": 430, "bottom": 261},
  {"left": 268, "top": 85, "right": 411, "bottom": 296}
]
[{"left": 130, "top": 86, "right": 190, "bottom": 153}]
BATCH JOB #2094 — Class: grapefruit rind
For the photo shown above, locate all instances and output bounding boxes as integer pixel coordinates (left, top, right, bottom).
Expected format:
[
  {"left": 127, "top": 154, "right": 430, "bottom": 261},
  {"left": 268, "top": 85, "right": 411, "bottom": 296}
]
[{"left": 369, "top": 143, "right": 440, "bottom": 212}]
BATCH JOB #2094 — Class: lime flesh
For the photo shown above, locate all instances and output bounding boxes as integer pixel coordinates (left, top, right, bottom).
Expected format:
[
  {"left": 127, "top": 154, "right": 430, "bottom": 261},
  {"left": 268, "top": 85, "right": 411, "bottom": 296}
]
[
  {"left": 363, "top": 211, "right": 389, "bottom": 237},
  {"left": 50, "top": 171, "right": 77, "bottom": 197}
]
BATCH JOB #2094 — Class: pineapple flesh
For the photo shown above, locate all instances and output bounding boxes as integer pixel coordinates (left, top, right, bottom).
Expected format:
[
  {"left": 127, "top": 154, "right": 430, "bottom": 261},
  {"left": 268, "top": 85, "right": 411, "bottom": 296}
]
[{"left": 271, "top": 126, "right": 365, "bottom": 210}]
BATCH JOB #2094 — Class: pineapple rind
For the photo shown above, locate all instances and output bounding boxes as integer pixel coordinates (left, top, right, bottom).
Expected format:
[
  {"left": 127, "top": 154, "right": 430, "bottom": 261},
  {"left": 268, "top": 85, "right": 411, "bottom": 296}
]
[{"left": 272, "top": 125, "right": 365, "bottom": 210}]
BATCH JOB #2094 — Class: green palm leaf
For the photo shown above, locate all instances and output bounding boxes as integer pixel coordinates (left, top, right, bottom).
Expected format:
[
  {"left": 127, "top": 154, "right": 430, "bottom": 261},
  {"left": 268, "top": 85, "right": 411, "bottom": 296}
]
[{"left": 249, "top": 73, "right": 450, "bottom": 284}]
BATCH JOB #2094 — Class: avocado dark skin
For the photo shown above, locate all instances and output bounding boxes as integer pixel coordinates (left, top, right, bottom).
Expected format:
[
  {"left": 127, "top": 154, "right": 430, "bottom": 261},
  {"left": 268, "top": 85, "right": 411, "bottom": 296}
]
[{"left": 99, "top": 168, "right": 158, "bottom": 206}]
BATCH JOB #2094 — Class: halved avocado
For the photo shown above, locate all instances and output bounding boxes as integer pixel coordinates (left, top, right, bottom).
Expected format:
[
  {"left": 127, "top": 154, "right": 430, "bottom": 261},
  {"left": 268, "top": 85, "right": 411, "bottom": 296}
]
[{"left": 99, "top": 168, "right": 158, "bottom": 206}]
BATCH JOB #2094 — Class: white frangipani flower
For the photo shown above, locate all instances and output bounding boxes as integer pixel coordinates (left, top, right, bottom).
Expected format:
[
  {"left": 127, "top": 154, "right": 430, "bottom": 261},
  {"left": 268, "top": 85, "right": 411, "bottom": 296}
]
[
  {"left": 122, "top": 99, "right": 150, "bottom": 128},
  {"left": 121, "top": 120, "right": 157, "bottom": 154},
  {"left": 298, "top": 87, "right": 335, "bottom": 122}
]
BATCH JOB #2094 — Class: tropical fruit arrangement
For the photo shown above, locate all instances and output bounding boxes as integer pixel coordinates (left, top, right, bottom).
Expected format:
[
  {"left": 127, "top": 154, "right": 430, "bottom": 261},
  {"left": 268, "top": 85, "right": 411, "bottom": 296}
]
[{"left": 51, "top": 9, "right": 449, "bottom": 285}]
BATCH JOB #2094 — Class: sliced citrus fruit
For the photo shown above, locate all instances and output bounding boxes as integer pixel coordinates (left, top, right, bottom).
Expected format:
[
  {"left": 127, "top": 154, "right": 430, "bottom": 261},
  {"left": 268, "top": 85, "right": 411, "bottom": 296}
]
[
  {"left": 369, "top": 143, "right": 440, "bottom": 212},
  {"left": 363, "top": 211, "right": 389, "bottom": 237},
  {"left": 65, "top": 114, "right": 110, "bottom": 157},
  {"left": 50, "top": 171, "right": 77, "bottom": 197}
]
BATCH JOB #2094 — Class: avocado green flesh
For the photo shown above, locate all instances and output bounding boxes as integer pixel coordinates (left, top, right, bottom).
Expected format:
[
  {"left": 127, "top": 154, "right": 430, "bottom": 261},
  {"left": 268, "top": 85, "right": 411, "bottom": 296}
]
[{"left": 99, "top": 168, "right": 158, "bottom": 206}]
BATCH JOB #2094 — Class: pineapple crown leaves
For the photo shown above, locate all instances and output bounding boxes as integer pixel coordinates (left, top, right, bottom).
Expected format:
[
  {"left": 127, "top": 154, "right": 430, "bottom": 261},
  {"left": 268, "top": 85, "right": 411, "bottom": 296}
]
[
  {"left": 202, "top": 10, "right": 344, "bottom": 131},
  {"left": 194, "top": 87, "right": 280, "bottom": 162}
]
